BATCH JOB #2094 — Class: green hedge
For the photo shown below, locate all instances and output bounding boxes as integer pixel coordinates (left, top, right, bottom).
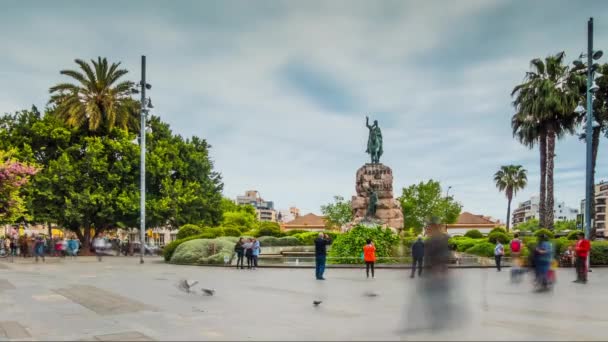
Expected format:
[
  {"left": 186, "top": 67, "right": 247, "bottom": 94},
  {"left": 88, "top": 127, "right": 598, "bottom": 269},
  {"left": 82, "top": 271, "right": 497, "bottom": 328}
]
[
  {"left": 163, "top": 233, "right": 207, "bottom": 261},
  {"left": 591, "top": 241, "right": 608, "bottom": 265},
  {"left": 171, "top": 238, "right": 234, "bottom": 264},
  {"left": 222, "top": 227, "right": 241, "bottom": 237},
  {"left": 257, "top": 236, "right": 302, "bottom": 246},
  {"left": 489, "top": 227, "right": 507, "bottom": 235},
  {"left": 449, "top": 237, "right": 484, "bottom": 252},
  {"left": 488, "top": 232, "right": 510, "bottom": 244},
  {"left": 465, "top": 241, "right": 496, "bottom": 257},
  {"left": 464, "top": 230, "right": 483, "bottom": 239},
  {"left": 328, "top": 225, "right": 399, "bottom": 264},
  {"left": 176, "top": 224, "right": 203, "bottom": 240},
  {"left": 567, "top": 230, "right": 583, "bottom": 240},
  {"left": 284, "top": 230, "right": 309, "bottom": 236},
  {"left": 534, "top": 228, "right": 555, "bottom": 239}
]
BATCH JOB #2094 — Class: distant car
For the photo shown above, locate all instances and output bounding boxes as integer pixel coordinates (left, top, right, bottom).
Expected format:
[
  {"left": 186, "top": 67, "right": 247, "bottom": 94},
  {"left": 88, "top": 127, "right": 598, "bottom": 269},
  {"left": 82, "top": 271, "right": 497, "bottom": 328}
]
[{"left": 132, "top": 242, "right": 161, "bottom": 255}]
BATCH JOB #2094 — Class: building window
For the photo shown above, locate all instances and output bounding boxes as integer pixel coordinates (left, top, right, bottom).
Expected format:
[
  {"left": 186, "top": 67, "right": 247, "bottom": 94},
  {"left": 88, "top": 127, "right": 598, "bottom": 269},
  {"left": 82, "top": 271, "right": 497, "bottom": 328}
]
[{"left": 159, "top": 234, "right": 165, "bottom": 245}]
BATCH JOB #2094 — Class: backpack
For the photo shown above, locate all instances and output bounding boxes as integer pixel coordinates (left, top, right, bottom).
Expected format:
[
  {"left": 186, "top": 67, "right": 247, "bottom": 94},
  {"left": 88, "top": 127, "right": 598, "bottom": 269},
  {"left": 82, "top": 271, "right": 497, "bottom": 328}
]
[{"left": 510, "top": 239, "right": 521, "bottom": 253}]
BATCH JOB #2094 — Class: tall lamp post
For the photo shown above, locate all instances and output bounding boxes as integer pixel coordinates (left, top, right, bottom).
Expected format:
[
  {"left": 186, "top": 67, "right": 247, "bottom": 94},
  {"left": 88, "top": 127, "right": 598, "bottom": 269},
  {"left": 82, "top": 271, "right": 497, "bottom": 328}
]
[
  {"left": 131, "top": 56, "right": 153, "bottom": 264},
  {"left": 575, "top": 18, "right": 603, "bottom": 241}
]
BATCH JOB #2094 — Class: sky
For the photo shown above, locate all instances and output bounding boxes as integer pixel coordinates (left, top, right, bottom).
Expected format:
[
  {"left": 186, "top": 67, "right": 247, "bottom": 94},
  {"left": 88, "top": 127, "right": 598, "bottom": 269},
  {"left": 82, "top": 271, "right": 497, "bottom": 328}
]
[{"left": 2, "top": 0, "right": 608, "bottom": 221}]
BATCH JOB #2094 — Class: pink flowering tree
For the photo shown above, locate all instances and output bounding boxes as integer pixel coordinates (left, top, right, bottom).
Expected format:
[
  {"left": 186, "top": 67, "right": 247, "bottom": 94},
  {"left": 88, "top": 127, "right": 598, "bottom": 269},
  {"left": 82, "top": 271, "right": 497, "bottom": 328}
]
[{"left": 0, "top": 151, "right": 38, "bottom": 223}]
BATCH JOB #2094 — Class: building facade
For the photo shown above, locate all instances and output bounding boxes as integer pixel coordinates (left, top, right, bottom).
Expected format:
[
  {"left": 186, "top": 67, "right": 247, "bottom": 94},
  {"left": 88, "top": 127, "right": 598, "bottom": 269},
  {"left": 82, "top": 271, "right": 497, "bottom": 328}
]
[
  {"left": 445, "top": 212, "right": 501, "bottom": 237},
  {"left": 277, "top": 207, "right": 300, "bottom": 223},
  {"left": 281, "top": 213, "right": 328, "bottom": 232},
  {"left": 580, "top": 181, "right": 608, "bottom": 237},
  {"left": 512, "top": 195, "right": 578, "bottom": 227},
  {"left": 236, "top": 190, "right": 277, "bottom": 222}
]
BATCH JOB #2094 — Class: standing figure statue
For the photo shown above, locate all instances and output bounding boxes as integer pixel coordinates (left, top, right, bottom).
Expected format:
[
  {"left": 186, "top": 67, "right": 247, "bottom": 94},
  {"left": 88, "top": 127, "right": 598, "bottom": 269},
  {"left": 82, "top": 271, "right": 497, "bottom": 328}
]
[
  {"left": 367, "top": 188, "right": 378, "bottom": 218},
  {"left": 365, "top": 116, "right": 383, "bottom": 164}
]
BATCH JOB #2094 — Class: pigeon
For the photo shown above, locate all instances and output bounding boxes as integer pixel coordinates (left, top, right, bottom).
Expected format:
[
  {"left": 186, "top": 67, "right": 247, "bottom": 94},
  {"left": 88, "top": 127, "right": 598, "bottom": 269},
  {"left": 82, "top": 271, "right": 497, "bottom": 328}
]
[
  {"left": 363, "top": 291, "right": 378, "bottom": 297},
  {"left": 201, "top": 288, "right": 215, "bottom": 296},
  {"left": 313, "top": 300, "right": 322, "bottom": 306},
  {"left": 177, "top": 279, "right": 198, "bottom": 293}
]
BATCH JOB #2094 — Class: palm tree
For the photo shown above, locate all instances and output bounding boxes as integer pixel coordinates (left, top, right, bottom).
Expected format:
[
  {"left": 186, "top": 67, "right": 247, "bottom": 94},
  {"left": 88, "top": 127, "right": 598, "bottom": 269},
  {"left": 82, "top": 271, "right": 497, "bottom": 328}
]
[
  {"left": 494, "top": 165, "right": 528, "bottom": 231},
  {"left": 49, "top": 57, "right": 138, "bottom": 133},
  {"left": 511, "top": 52, "right": 579, "bottom": 230}
]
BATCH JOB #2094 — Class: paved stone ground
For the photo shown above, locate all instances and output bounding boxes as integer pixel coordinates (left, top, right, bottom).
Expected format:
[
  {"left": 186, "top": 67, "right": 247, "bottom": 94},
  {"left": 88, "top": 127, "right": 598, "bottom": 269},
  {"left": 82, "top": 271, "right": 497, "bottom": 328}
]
[{"left": 0, "top": 257, "right": 607, "bottom": 341}]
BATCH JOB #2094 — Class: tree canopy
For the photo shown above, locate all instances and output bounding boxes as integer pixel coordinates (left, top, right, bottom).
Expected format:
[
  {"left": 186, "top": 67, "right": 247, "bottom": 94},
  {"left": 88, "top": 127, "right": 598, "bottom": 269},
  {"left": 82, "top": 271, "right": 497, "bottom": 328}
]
[
  {"left": 320, "top": 195, "right": 353, "bottom": 229},
  {"left": 398, "top": 180, "right": 461, "bottom": 234}
]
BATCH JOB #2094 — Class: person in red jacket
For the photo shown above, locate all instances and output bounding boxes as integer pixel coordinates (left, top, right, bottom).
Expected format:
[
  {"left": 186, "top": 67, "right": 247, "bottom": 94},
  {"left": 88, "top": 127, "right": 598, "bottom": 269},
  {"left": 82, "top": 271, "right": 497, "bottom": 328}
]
[
  {"left": 363, "top": 239, "right": 376, "bottom": 279},
  {"left": 574, "top": 232, "right": 591, "bottom": 283}
]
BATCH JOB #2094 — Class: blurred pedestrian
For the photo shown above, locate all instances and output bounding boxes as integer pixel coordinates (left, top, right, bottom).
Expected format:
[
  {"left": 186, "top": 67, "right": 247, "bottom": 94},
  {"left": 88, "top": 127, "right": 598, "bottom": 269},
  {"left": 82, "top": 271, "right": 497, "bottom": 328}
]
[
  {"left": 314, "top": 233, "right": 332, "bottom": 280},
  {"left": 574, "top": 232, "right": 591, "bottom": 284},
  {"left": 19, "top": 235, "right": 29, "bottom": 258},
  {"left": 534, "top": 234, "right": 553, "bottom": 292},
  {"left": 67, "top": 235, "right": 79, "bottom": 259},
  {"left": 252, "top": 238, "right": 261, "bottom": 270},
  {"left": 34, "top": 235, "right": 46, "bottom": 263},
  {"left": 10, "top": 237, "right": 17, "bottom": 257},
  {"left": 234, "top": 238, "right": 245, "bottom": 269},
  {"left": 363, "top": 239, "right": 376, "bottom": 279},
  {"left": 93, "top": 233, "right": 106, "bottom": 262},
  {"left": 411, "top": 235, "right": 425, "bottom": 278},
  {"left": 243, "top": 238, "right": 254, "bottom": 269},
  {"left": 494, "top": 240, "right": 504, "bottom": 272}
]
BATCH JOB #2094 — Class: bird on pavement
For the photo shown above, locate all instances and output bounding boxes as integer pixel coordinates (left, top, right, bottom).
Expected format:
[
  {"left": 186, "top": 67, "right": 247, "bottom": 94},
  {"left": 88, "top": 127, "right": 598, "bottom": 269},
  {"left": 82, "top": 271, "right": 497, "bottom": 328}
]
[
  {"left": 313, "top": 300, "right": 322, "bottom": 306},
  {"left": 201, "top": 288, "right": 215, "bottom": 296},
  {"left": 177, "top": 279, "right": 198, "bottom": 293}
]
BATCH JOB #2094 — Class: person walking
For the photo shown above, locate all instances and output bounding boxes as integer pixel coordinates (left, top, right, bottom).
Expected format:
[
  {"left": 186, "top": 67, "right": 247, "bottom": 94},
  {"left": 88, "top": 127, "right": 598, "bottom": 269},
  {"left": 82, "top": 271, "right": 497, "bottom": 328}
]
[
  {"left": 314, "top": 233, "right": 332, "bottom": 280},
  {"left": 9, "top": 237, "right": 17, "bottom": 259},
  {"left": 34, "top": 235, "right": 46, "bottom": 263},
  {"left": 19, "top": 235, "right": 28, "bottom": 258},
  {"left": 574, "top": 231, "right": 591, "bottom": 284},
  {"left": 243, "top": 238, "right": 254, "bottom": 269},
  {"left": 363, "top": 239, "right": 376, "bottom": 279},
  {"left": 93, "top": 234, "right": 106, "bottom": 262},
  {"left": 534, "top": 234, "right": 553, "bottom": 291},
  {"left": 234, "top": 238, "right": 245, "bottom": 269},
  {"left": 494, "top": 240, "right": 504, "bottom": 272},
  {"left": 411, "top": 235, "right": 425, "bottom": 278},
  {"left": 252, "top": 238, "right": 261, "bottom": 270}
]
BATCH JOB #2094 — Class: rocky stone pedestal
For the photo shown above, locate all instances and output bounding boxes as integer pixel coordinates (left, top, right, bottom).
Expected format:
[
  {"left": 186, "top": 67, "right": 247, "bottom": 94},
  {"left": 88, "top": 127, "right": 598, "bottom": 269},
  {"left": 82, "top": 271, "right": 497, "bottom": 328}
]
[{"left": 348, "top": 163, "right": 404, "bottom": 231}]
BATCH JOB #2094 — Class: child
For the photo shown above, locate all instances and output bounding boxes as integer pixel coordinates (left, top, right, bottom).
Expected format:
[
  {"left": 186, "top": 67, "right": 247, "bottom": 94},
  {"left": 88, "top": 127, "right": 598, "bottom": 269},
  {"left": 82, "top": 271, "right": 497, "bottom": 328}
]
[{"left": 363, "top": 239, "right": 376, "bottom": 279}]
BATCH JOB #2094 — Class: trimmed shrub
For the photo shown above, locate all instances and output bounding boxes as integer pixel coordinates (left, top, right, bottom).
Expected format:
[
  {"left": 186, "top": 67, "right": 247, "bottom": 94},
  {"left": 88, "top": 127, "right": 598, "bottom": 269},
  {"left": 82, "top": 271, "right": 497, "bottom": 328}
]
[
  {"left": 171, "top": 238, "right": 234, "bottom": 264},
  {"left": 465, "top": 241, "right": 495, "bottom": 257},
  {"left": 176, "top": 224, "right": 203, "bottom": 240},
  {"left": 488, "top": 232, "right": 510, "bottom": 244},
  {"left": 567, "top": 230, "right": 584, "bottom": 240},
  {"left": 534, "top": 228, "right": 555, "bottom": 239},
  {"left": 551, "top": 237, "right": 572, "bottom": 260},
  {"left": 276, "top": 236, "right": 301, "bottom": 246},
  {"left": 328, "top": 225, "right": 399, "bottom": 264},
  {"left": 222, "top": 227, "right": 241, "bottom": 237},
  {"left": 257, "top": 236, "right": 279, "bottom": 246},
  {"left": 590, "top": 241, "right": 608, "bottom": 265},
  {"left": 255, "top": 226, "right": 284, "bottom": 237},
  {"left": 489, "top": 227, "right": 507, "bottom": 235},
  {"left": 218, "top": 236, "right": 239, "bottom": 244},
  {"left": 163, "top": 234, "right": 205, "bottom": 261},
  {"left": 464, "top": 229, "right": 483, "bottom": 239},
  {"left": 452, "top": 237, "right": 484, "bottom": 252}
]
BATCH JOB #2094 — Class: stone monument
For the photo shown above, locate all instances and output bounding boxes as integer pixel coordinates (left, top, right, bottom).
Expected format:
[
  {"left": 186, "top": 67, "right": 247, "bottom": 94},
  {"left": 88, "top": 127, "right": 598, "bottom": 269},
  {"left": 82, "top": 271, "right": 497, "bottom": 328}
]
[{"left": 348, "top": 116, "right": 404, "bottom": 232}]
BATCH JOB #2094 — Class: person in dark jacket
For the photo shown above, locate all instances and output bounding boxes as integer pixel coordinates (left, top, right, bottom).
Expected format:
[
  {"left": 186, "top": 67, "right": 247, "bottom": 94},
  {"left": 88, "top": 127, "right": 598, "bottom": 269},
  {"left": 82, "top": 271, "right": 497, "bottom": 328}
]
[
  {"left": 411, "top": 235, "right": 425, "bottom": 278},
  {"left": 314, "top": 233, "right": 332, "bottom": 280},
  {"left": 234, "top": 238, "right": 245, "bottom": 270}
]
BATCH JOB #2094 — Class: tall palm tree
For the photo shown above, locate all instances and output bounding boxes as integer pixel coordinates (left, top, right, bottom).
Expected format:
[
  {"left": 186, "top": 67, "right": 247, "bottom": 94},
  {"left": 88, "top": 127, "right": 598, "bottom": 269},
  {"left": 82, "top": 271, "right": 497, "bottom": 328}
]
[
  {"left": 49, "top": 57, "right": 138, "bottom": 133},
  {"left": 511, "top": 52, "right": 579, "bottom": 230},
  {"left": 494, "top": 165, "right": 528, "bottom": 231}
]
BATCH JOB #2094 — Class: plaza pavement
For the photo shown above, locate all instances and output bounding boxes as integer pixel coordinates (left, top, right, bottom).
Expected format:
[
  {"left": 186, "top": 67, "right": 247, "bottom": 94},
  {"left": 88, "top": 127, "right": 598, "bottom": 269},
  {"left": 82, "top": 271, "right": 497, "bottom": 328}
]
[{"left": 0, "top": 256, "right": 607, "bottom": 341}]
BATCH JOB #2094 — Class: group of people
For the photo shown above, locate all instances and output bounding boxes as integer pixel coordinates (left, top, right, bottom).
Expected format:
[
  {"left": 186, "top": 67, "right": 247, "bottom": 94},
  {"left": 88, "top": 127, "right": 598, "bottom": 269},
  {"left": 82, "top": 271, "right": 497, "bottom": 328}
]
[
  {"left": 495, "top": 231, "right": 592, "bottom": 292},
  {"left": 233, "top": 237, "right": 261, "bottom": 269},
  {"left": 2, "top": 234, "right": 81, "bottom": 261}
]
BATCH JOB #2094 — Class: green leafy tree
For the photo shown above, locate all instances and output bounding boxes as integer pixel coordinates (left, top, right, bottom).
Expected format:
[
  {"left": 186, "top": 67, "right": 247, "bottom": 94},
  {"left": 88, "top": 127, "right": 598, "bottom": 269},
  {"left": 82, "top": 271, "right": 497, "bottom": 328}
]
[
  {"left": 494, "top": 165, "right": 528, "bottom": 231},
  {"left": 0, "top": 151, "right": 38, "bottom": 223},
  {"left": 398, "top": 180, "right": 462, "bottom": 234},
  {"left": 554, "top": 220, "right": 577, "bottom": 231},
  {"left": 328, "top": 225, "right": 399, "bottom": 264},
  {"left": 511, "top": 52, "right": 579, "bottom": 229},
  {"left": 49, "top": 57, "right": 139, "bottom": 133},
  {"left": 515, "top": 218, "right": 540, "bottom": 232},
  {"left": 321, "top": 195, "right": 353, "bottom": 229}
]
